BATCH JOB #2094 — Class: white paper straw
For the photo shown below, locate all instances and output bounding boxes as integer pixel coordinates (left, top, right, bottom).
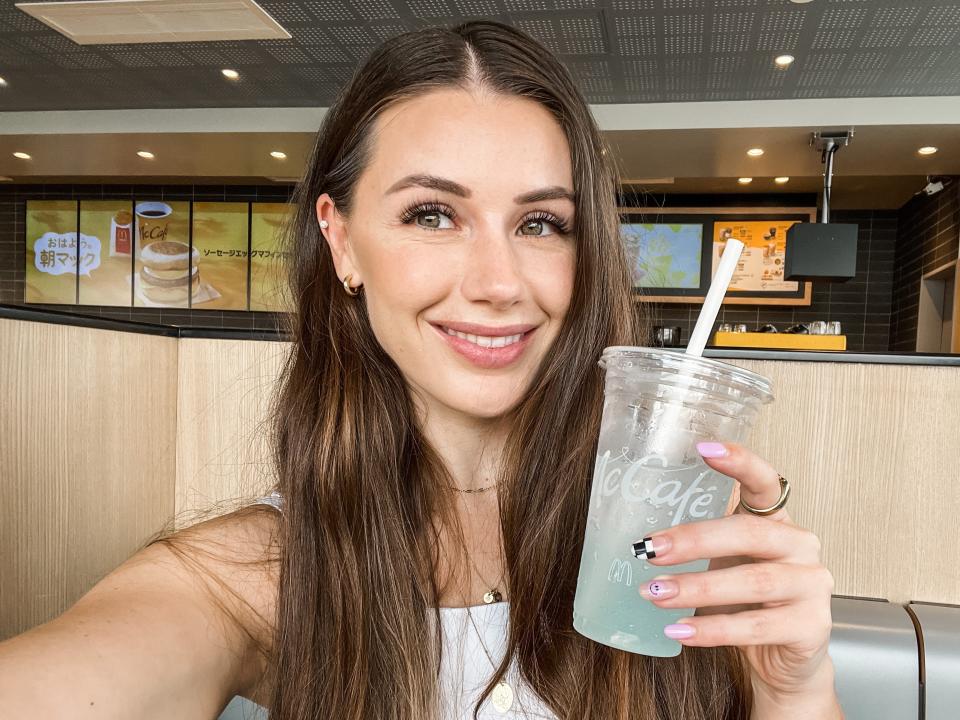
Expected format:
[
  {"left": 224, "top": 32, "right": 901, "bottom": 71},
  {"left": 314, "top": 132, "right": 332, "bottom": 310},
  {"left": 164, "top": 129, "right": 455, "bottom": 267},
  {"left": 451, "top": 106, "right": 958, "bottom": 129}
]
[
  {"left": 686, "top": 239, "right": 745, "bottom": 357},
  {"left": 638, "top": 238, "right": 744, "bottom": 466}
]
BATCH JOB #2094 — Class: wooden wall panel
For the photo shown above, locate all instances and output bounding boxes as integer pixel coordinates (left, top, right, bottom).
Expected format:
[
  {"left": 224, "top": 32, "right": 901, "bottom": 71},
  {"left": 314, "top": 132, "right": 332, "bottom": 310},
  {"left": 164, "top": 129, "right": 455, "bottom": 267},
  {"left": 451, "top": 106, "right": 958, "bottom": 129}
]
[
  {"left": 732, "top": 358, "right": 960, "bottom": 605},
  {"left": 174, "top": 338, "right": 288, "bottom": 523},
  {"left": 4, "top": 320, "right": 959, "bottom": 644},
  {"left": 0, "top": 318, "right": 177, "bottom": 640}
]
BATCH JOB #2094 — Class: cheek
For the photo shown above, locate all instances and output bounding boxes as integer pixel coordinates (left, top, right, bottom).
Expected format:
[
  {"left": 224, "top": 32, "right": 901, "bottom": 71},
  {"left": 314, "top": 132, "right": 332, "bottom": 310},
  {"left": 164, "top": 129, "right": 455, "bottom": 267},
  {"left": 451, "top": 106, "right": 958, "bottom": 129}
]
[
  {"left": 361, "top": 245, "right": 448, "bottom": 346},
  {"left": 529, "top": 247, "right": 576, "bottom": 318},
  {"left": 370, "top": 245, "right": 449, "bottom": 307}
]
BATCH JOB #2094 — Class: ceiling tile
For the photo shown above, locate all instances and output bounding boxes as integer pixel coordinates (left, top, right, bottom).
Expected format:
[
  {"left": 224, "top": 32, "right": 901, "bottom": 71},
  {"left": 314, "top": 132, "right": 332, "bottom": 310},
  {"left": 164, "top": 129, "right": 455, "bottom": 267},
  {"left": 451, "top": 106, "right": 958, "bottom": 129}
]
[{"left": 0, "top": 0, "right": 957, "bottom": 110}]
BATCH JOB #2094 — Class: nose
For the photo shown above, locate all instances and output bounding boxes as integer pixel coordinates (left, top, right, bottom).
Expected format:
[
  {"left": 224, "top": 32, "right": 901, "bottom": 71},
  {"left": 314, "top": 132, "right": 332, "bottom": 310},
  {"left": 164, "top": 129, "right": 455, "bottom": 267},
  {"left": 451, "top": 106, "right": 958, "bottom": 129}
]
[{"left": 459, "top": 225, "right": 525, "bottom": 308}]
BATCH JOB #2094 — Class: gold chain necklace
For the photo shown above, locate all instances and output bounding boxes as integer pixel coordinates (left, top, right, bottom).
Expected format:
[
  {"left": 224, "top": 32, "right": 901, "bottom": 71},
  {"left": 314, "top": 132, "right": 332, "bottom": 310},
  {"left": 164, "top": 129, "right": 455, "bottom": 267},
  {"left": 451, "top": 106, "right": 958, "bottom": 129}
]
[
  {"left": 445, "top": 480, "right": 500, "bottom": 494},
  {"left": 465, "top": 603, "right": 515, "bottom": 713},
  {"left": 467, "top": 544, "right": 505, "bottom": 605},
  {"left": 446, "top": 494, "right": 514, "bottom": 713}
]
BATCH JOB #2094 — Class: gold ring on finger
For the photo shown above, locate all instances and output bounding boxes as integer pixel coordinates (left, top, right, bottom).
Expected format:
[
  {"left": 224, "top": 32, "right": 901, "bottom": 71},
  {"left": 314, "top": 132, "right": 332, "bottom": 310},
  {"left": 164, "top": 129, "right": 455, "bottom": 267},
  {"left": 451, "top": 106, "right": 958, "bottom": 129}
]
[{"left": 738, "top": 474, "right": 790, "bottom": 516}]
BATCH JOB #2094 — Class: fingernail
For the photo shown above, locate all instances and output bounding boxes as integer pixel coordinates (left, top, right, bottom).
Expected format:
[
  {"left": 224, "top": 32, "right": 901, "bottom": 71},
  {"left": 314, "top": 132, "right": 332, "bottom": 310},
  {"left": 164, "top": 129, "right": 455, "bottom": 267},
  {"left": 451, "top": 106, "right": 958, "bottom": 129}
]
[
  {"left": 697, "top": 441, "right": 728, "bottom": 458},
  {"left": 631, "top": 534, "right": 671, "bottom": 560},
  {"left": 664, "top": 623, "right": 696, "bottom": 640},
  {"left": 639, "top": 578, "right": 678, "bottom": 600}
]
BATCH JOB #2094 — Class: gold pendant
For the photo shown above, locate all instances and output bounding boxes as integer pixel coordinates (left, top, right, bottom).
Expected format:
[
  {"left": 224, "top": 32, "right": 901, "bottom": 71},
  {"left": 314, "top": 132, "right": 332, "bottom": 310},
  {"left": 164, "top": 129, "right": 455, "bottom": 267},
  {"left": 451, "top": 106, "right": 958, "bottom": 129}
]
[
  {"left": 491, "top": 680, "right": 514, "bottom": 712},
  {"left": 483, "top": 589, "right": 502, "bottom": 604}
]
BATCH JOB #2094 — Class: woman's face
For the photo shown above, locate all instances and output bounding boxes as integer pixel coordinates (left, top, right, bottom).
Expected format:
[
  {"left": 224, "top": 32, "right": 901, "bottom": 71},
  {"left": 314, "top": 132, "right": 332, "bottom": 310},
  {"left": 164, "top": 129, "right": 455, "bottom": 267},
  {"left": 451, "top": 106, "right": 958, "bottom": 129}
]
[{"left": 318, "top": 88, "right": 577, "bottom": 420}]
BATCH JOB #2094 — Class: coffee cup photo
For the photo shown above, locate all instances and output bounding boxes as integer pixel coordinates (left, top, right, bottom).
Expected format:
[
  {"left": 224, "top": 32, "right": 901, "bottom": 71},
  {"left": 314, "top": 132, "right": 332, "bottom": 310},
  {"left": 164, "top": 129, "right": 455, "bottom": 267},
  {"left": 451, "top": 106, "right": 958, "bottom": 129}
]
[{"left": 135, "top": 202, "right": 173, "bottom": 252}]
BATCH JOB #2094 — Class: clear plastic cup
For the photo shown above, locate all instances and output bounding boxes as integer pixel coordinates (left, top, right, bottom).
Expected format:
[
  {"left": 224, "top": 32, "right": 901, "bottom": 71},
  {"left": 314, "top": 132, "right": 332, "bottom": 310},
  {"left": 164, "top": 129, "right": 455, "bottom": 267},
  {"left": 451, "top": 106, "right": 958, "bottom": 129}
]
[{"left": 573, "top": 346, "right": 775, "bottom": 657}]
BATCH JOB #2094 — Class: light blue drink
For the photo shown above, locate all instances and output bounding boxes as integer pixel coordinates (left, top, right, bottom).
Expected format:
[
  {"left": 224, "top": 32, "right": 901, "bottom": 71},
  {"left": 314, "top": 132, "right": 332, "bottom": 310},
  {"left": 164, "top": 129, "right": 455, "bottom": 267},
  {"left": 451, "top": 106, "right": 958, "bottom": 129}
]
[{"left": 573, "top": 347, "right": 774, "bottom": 657}]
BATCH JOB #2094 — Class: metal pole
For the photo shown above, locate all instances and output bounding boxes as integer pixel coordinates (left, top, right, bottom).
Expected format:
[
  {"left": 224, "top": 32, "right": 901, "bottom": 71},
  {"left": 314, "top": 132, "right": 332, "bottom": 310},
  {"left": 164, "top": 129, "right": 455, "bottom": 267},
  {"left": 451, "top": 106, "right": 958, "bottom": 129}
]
[{"left": 821, "top": 140, "right": 838, "bottom": 224}]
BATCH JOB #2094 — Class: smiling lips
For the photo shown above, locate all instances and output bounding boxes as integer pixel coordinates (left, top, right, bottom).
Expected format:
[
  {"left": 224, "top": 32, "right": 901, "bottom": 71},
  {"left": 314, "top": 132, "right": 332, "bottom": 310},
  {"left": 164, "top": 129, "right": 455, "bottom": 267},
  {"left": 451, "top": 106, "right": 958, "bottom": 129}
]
[
  {"left": 430, "top": 321, "right": 538, "bottom": 369},
  {"left": 442, "top": 326, "right": 524, "bottom": 348}
]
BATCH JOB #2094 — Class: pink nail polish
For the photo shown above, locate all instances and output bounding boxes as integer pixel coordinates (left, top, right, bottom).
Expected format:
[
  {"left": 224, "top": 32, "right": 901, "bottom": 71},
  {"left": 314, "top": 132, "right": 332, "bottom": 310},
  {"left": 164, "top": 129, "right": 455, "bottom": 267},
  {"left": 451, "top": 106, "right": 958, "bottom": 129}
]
[
  {"left": 697, "top": 441, "right": 728, "bottom": 458},
  {"left": 664, "top": 623, "right": 696, "bottom": 640},
  {"left": 640, "top": 578, "right": 678, "bottom": 600}
]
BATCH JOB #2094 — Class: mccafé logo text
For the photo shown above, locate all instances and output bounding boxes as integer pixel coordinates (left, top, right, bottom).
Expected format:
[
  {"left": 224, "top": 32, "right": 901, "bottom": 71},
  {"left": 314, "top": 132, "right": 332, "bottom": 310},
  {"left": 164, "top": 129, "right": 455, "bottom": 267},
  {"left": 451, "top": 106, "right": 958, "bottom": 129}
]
[
  {"left": 592, "top": 449, "right": 716, "bottom": 527},
  {"left": 139, "top": 222, "right": 168, "bottom": 242}
]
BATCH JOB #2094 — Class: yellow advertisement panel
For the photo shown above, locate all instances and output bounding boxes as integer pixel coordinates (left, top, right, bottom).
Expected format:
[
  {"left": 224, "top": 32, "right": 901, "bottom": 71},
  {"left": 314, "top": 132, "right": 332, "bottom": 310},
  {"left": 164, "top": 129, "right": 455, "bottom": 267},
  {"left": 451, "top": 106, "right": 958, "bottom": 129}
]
[
  {"left": 24, "top": 200, "right": 78, "bottom": 305},
  {"left": 132, "top": 200, "right": 191, "bottom": 308},
  {"left": 191, "top": 202, "right": 249, "bottom": 310},
  {"left": 250, "top": 202, "right": 293, "bottom": 312},
  {"left": 78, "top": 200, "right": 135, "bottom": 307},
  {"left": 711, "top": 220, "right": 800, "bottom": 292}
]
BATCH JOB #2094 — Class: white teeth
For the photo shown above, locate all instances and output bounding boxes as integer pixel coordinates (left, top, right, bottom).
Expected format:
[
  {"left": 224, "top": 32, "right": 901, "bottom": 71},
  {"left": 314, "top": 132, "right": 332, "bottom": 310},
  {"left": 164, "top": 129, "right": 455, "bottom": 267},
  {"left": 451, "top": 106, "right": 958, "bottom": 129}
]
[{"left": 442, "top": 327, "right": 524, "bottom": 349}]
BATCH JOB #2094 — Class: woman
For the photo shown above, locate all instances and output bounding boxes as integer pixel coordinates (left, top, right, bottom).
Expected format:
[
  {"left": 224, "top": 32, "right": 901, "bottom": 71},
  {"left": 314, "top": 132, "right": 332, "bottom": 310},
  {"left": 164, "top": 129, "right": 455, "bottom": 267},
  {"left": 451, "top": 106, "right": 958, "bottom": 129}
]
[{"left": 0, "top": 20, "right": 841, "bottom": 720}]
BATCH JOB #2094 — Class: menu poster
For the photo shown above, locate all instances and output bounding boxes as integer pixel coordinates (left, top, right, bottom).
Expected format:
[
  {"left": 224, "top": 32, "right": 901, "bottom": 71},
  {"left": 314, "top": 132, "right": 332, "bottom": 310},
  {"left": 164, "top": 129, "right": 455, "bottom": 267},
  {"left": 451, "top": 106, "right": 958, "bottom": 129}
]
[
  {"left": 24, "top": 200, "right": 79, "bottom": 305},
  {"left": 78, "top": 200, "right": 135, "bottom": 307},
  {"left": 132, "top": 200, "right": 191, "bottom": 308},
  {"left": 250, "top": 203, "right": 293, "bottom": 312},
  {"left": 711, "top": 220, "right": 800, "bottom": 292},
  {"left": 191, "top": 202, "right": 248, "bottom": 310}
]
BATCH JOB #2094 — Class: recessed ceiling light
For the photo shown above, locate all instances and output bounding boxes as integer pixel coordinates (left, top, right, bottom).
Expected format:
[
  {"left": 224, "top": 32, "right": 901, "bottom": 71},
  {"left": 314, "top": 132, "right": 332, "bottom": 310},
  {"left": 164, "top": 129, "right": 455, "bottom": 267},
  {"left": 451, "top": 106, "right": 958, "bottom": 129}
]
[
  {"left": 0, "top": 76, "right": 7, "bottom": 87},
  {"left": 774, "top": 54, "right": 795, "bottom": 68},
  {"left": 746, "top": 148, "right": 764, "bottom": 157},
  {"left": 137, "top": 150, "right": 155, "bottom": 159},
  {"left": 13, "top": 151, "right": 31, "bottom": 160},
  {"left": 774, "top": 177, "right": 790, "bottom": 184},
  {"left": 270, "top": 150, "right": 287, "bottom": 159},
  {"left": 918, "top": 146, "right": 938, "bottom": 155},
  {"left": 738, "top": 177, "right": 753, "bottom": 185},
  {"left": 789, "top": 0, "right": 814, "bottom": 4},
  {"left": 221, "top": 68, "right": 240, "bottom": 80}
]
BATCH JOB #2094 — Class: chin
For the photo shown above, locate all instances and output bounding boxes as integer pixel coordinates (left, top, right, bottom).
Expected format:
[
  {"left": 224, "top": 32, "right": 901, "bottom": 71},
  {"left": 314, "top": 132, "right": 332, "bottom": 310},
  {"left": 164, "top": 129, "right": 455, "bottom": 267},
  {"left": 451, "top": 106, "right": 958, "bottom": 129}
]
[{"left": 434, "top": 375, "right": 530, "bottom": 420}]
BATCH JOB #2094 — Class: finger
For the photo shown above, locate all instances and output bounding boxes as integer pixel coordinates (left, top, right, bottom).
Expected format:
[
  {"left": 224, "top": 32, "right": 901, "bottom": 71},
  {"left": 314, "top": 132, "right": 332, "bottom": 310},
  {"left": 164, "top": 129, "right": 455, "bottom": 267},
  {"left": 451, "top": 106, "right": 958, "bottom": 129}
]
[
  {"left": 696, "top": 441, "right": 792, "bottom": 524},
  {"left": 635, "top": 513, "right": 822, "bottom": 567},
  {"left": 664, "top": 602, "right": 832, "bottom": 649},
  {"left": 638, "top": 562, "right": 832, "bottom": 610}
]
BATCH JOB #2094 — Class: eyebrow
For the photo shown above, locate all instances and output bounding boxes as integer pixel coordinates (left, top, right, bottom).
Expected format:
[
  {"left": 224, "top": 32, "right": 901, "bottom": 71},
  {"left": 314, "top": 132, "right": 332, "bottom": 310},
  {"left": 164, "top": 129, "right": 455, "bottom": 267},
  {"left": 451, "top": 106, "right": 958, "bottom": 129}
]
[{"left": 384, "top": 173, "right": 576, "bottom": 205}]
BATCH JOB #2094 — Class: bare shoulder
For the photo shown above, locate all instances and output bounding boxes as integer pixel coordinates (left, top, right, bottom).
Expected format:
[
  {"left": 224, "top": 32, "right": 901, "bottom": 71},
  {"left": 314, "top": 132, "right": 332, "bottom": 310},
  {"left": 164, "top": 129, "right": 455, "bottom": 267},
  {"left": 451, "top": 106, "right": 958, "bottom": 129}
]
[
  {"left": 0, "top": 504, "right": 280, "bottom": 719},
  {"left": 139, "top": 504, "right": 282, "bottom": 701}
]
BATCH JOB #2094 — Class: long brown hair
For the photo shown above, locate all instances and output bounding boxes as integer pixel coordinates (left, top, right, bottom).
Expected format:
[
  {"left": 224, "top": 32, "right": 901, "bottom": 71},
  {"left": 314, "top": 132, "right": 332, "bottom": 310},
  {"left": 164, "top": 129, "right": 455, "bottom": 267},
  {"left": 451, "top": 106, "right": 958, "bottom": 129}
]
[{"left": 268, "top": 19, "right": 751, "bottom": 720}]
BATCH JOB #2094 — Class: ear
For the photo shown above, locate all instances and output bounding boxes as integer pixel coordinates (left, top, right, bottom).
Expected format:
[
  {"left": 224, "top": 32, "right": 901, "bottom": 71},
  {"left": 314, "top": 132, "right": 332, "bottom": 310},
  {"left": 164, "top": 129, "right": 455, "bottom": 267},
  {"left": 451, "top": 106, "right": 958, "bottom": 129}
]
[{"left": 315, "top": 192, "right": 360, "bottom": 284}]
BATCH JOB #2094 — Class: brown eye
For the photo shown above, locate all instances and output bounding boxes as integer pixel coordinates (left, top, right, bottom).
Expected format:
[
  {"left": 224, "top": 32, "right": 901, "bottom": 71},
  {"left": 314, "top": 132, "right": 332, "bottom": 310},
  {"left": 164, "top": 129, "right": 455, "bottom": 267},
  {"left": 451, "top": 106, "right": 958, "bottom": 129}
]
[
  {"left": 418, "top": 212, "right": 442, "bottom": 229},
  {"left": 521, "top": 214, "right": 570, "bottom": 237},
  {"left": 521, "top": 219, "right": 546, "bottom": 236},
  {"left": 411, "top": 210, "right": 453, "bottom": 230}
]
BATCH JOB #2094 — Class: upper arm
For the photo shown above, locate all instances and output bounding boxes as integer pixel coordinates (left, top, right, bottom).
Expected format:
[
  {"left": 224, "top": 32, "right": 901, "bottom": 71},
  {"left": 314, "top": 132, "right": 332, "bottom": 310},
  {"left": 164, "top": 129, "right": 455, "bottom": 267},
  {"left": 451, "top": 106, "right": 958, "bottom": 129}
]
[{"left": 0, "top": 506, "right": 280, "bottom": 719}]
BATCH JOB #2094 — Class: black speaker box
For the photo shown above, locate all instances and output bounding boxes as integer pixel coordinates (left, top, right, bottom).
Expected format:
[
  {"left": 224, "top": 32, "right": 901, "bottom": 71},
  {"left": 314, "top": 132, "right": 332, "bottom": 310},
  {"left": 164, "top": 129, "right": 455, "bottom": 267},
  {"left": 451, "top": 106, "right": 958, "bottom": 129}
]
[{"left": 785, "top": 223, "right": 858, "bottom": 281}]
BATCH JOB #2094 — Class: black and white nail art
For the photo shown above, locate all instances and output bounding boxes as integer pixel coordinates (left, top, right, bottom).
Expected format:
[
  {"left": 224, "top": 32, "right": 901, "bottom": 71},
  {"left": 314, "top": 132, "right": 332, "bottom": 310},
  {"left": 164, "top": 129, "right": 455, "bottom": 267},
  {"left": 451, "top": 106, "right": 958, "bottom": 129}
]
[{"left": 631, "top": 536, "right": 656, "bottom": 560}]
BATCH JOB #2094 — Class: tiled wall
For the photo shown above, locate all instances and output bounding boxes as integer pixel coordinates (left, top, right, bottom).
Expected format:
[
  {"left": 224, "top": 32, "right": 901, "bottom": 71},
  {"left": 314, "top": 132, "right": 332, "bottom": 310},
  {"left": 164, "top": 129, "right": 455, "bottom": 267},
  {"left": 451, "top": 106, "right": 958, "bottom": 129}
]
[
  {"left": 890, "top": 182, "right": 960, "bottom": 351},
  {"left": 640, "top": 208, "right": 897, "bottom": 354},
  {"left": 0, "top": 183, "right": 292, "bottom": 330}
]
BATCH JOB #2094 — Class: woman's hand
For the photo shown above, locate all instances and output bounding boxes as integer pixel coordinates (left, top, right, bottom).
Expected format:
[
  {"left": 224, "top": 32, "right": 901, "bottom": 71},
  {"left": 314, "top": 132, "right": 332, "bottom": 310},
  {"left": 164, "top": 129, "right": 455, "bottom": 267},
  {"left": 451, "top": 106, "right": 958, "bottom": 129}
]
[{"left": 637, "top": 442, "right": 841, "bottom": 715}]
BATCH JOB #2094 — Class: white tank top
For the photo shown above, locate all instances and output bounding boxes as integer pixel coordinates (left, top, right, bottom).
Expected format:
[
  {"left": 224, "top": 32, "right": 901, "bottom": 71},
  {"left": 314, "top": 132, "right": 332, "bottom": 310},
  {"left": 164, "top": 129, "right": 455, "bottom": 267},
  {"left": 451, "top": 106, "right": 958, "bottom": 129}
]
[{"left": 253, "top": 493, "right": 558, "bottom": 719}]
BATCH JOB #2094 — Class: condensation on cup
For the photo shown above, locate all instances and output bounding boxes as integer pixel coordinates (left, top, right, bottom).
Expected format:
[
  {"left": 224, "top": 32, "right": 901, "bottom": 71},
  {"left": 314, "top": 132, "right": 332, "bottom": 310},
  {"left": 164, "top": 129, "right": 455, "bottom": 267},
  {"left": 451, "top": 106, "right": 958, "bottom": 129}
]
[{"left": 573, "top": 346, "right": 774, "bottom": 657}]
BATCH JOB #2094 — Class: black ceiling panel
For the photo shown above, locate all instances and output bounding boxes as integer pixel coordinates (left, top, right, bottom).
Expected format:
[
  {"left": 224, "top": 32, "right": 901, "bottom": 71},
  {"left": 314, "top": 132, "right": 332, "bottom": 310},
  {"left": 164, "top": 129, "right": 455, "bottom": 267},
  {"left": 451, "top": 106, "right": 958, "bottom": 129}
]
[{"left": 0, "top": 0, "right": 959, "bottom": 111}]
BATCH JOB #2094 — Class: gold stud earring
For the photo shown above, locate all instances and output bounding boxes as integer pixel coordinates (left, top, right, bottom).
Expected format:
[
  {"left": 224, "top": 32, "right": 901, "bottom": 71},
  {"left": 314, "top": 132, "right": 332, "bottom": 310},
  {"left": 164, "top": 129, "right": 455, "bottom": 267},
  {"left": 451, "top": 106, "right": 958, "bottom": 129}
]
[{"left": 342, "top": 273, "right": 361, "bottom": 296}]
